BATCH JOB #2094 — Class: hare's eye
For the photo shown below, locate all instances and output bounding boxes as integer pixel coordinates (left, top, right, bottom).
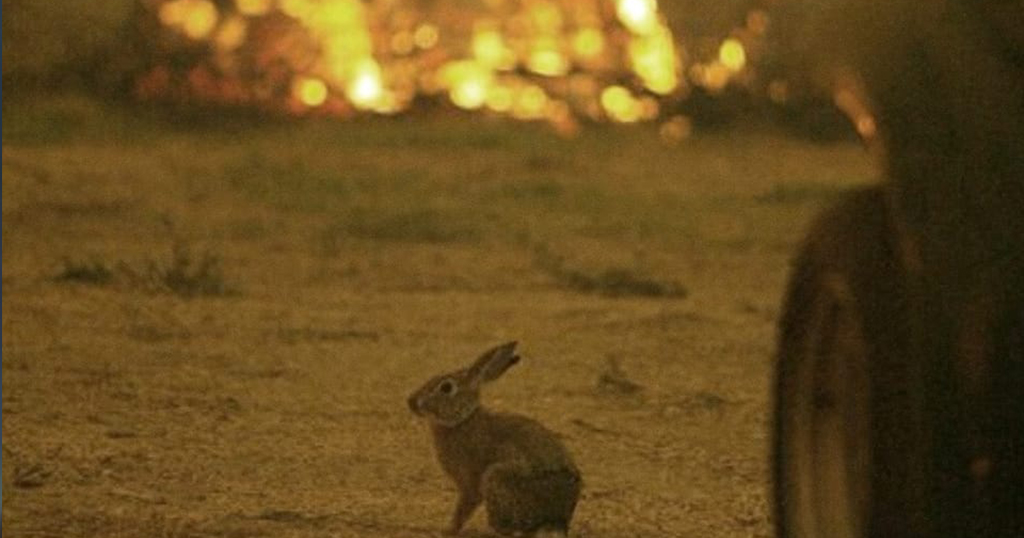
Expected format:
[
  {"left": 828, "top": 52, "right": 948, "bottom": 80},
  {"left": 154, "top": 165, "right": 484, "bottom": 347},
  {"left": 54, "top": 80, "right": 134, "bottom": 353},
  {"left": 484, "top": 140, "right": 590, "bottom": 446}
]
[{"left": 438, "top": 379, "right": 457, "bottom": 395}]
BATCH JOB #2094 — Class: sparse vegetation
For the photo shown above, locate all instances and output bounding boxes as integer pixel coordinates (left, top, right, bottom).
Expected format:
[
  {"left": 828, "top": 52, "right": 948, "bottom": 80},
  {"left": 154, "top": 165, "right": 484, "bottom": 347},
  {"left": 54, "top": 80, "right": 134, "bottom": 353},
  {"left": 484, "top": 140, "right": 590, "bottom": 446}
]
[
  {"left": 597, "top": 356, "right": 645, "bottom": 396},
  {"left": 54, "top": 243, "right": 235, "bottom": 298},
  {"left": 5, "top": 92, "right": 875, "bottom": 538},
  {"left": 561, "top": 266, "right": 689, "bottom": 298},
  {"left": 55, "top": 258, "right": 115, "bottom": 285},
  {"left": 535, "top": 246, "right": 688, "bottom": 298},
  {"left": 130, "top": 243, "right": 234, "bottom": 297}
]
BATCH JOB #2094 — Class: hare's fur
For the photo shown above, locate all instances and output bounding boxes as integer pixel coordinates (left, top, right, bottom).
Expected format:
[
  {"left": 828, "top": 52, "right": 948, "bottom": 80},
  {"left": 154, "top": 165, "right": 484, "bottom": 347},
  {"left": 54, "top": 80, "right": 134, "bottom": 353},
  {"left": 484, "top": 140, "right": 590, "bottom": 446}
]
[{"left": 409, "top": 342, "right": 580, "bottom": 536}]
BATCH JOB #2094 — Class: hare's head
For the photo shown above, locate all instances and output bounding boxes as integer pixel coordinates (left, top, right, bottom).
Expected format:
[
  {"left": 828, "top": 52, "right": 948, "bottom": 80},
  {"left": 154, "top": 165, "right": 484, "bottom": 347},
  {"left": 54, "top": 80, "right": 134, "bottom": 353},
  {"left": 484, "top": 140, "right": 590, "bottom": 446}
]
[{"left": 408, "top": 342, "right": 520, "bottom": 427}]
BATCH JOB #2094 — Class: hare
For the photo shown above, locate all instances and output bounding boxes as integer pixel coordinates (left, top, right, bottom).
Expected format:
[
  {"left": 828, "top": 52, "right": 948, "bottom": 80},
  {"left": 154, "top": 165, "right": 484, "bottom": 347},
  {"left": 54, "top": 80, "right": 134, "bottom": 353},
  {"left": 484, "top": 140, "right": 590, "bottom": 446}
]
[{"left": 408, "top": 341, "right": 581, "bottom": 537}]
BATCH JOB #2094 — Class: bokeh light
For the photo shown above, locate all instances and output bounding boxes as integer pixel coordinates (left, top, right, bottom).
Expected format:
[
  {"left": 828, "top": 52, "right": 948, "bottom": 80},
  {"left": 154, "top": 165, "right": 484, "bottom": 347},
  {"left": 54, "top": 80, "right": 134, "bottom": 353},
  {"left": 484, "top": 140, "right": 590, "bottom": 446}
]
[
  {"left": 347, "top": 59, "right": 385, "bottom": 110},
  {"left": 413, "top": 23, "right": 440, "bottom": 49},
  {"left": 616, "top": 0, "right": 659, "bottom": 36},
  {"left": 442, "top": 61, "right": 493, "bottom": 110},
  {"left": 601, "top": 85, "right": 642, "bottom": 123},
  {"left": 514, "top": 84, "right": 550, "bottom": 120},
  {"left": 294, "top": 77, "right": 329, "bottom": 107},
  {"left": 215, "top": 16, "right": 247, "bottom": 52},
  {"left": 573, "top": 27, "right": 606, "bottom": 59},
  {"left": 235, "top": 0, "right": 272, "bottom": 17},
  {"left": 182, "top": 0, "right": 218, "bottom": 40},
  {"left": 719, "top": 39, "right": 746, "bottom": 73},
  {"left": 139, "top": 0, "right": 780, "bottom": 130},
  {"left": 629, "top": 25, "right": 680, "bottom": 94},
  {"left": 159, "top": 0, "right": 219, "bottom": 41},
  {"left": 473, "top": 27, "right": 516, "bottom": 70}
]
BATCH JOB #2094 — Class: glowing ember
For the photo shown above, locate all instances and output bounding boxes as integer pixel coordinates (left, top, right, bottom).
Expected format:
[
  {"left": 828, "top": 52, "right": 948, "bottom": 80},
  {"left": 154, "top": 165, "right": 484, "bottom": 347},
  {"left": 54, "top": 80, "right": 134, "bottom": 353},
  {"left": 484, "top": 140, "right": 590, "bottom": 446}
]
[
  {"left": 215, "top": 16, "right": 247, "bottom": 51},
  {"left": 514, "top": 85, "right": 550, "bottom": 120},
  {"left": 159, "top": 0, "right": 220, "bottom": 40},
  {"left": 629, "top": 25, "right": 680, "bottom": 95},
  {"left": 413, "top": 23, "right": 440, "bottom": 49},
  {"left": 617, "top": 0, "right": 659, "bottom": 36},
  {"left": 473, "top": 27, "right": 515, "bottom": 70},
  {"left": 136, "top": 0, "right": 770, "bottom": 129},
  {"left": 719, "top": 39, "right": 747, "bottom": 72},
  {"left": 184, "top": 4, "right": 218, "bottom": 40},
  {"left": 294, "top": 76, "right": 328, "bottom": 107},
  {"left": 346, "top": 58, "right": 386, "bottom": 110},
  {"left": 236, "top": 0, "right": 272, "bottom": 17},
  {"left": 601, "top": 85, "right": 642, "bottom": 123},
  {"left": 442, "top": 61, "right": 492, "bottom": 110},
  {"left": 572, "top": 27, "right": 605, "bottom": 59}
]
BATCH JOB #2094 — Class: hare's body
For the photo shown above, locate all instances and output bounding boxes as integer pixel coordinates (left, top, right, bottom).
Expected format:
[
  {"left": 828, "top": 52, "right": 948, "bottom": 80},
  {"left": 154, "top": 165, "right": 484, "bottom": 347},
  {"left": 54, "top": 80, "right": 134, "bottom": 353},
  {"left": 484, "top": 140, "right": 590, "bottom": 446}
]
[
  {"left": 409, "top": 342, "right": 581, "bottom": 536},
  {"left": 431, "top": 408, "right": 581, "bottom": 534}
]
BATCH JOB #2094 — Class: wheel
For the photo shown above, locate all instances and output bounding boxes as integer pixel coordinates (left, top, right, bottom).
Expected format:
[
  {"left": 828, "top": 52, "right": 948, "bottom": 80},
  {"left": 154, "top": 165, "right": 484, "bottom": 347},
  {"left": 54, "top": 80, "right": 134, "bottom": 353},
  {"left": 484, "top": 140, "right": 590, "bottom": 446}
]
[
  {"left": 773, "top": 187, "right": 924, "bottom": 538},
  {"left": 774, "top": 271, "right": 871, "bottom": 538}
]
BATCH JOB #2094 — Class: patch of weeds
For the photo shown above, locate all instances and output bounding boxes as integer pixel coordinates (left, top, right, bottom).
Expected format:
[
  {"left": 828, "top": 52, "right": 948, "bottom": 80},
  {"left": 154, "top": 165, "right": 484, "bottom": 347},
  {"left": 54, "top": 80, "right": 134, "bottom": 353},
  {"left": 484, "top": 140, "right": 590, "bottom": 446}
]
[
  {"left": 123, "top": 243, "right": 236, "bottom": 298},
  {"left": 597, "top": 356, "right": 644, "bottom": 397},
  {"left": 11, "top": 463, "right": 53, "bottom": 489},
  {"left": 55, "top": 258, "right": 115, "bottom": 285},
  {"left": 344, "top": 207, "right": 480, "bottom": 244},
  {"left": 55, "top": 243, "right": 237, "bottom": 298},
  {"left": 754, "top": 182, "right": 843, "bottom": 204},
  {"left": 659, "top": 391, "right": 733, "bottom": 420},
  {"left": 564, "top": 268, "right": 689, "bottom": 298},
  {"left": 535, "top": 246, "right": 688, "bottom": 299}
]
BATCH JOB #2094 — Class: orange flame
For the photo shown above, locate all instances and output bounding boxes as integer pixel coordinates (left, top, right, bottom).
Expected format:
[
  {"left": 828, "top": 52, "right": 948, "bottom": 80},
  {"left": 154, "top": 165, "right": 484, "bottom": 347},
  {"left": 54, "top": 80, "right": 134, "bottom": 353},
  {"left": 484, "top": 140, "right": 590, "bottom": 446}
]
[{"left": 139, "top": 0, "right": 771, "bottom": 130}]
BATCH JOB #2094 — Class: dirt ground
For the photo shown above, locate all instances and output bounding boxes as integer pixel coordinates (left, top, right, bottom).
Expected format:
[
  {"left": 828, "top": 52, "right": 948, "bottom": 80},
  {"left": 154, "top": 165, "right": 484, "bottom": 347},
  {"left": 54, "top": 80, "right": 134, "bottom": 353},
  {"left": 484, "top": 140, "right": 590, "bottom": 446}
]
[{"left": 1, "top": 95, "right": 876, "bottom": 537}]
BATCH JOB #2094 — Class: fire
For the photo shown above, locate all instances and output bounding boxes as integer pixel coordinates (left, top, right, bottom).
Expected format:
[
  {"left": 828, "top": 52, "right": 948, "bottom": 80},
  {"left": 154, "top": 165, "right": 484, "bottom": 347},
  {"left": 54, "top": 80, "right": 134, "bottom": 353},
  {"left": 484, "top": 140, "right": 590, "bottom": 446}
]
[
  {"left": 215, "top": 16, "right": 247, "bottom": 51},
  {"left": 528, "top": 46, "right": 569, "bottom": 77},
  {"left": 136, "top": 0, "right": 771, "bottom": 129},
  {"left": 441, "top": 61, "right": 492, "bottom": 110},
  {"left": 572, "top": 27, "right": 605, "bottom": 59},
  {"left": 601, "top": 85, "right": 642, "bottom": 123},
  {"left": 719, "top": 39, "right": 747, "bottom": 72},
  {"left": 159, "top": 0, "right": 219, "bottom": 40},
  {"left": 514, "top": 85, "right": 550, "bottom": 120},
  {"left": 472, "top": 27, "right": 515, "bottom": 70},
  {"left": 294, "top": 76, "right": 328, "bottom": 107},
  {"left": 236, "top": 0, "right": 272, "bottom": 17},
  {"left": 413, "top": 23, "right": 440, "bottom": 49},
  {"left": 346, "top": 59, "right": 386, "bottom": 110},
  {"left": 629, "top": 25, "right": 679, "bottom": 95},
  {"left": 616, "top": 0, "right": 659, "bottom": 35}
]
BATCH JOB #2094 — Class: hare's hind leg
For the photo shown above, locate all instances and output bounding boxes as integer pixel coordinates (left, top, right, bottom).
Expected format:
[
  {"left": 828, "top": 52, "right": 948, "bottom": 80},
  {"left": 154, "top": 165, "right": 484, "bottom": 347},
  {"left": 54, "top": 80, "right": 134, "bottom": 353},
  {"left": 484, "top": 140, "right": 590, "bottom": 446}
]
[
  {"left": 446, "top": 489, "right": 482, "bottom": 535},
  {"left": 482, "top": 463, "right": 580, "bottom": 536}
]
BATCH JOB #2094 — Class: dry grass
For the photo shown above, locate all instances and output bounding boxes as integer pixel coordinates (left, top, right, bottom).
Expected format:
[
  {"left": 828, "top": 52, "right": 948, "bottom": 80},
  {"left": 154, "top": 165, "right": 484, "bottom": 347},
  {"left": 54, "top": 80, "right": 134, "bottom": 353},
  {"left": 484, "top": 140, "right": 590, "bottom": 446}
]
[
  {"left": 55, "top": 243, "right": 235, "bottom": 298},
  {"left": 2, "top": 93, "right": 875, "bottom": 537}
]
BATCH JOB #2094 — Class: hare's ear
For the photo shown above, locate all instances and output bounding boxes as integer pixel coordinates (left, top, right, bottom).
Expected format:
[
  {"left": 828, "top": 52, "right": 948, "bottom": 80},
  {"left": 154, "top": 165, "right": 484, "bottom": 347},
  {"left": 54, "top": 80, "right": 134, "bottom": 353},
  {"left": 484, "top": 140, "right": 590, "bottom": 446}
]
[{"left": 467, "top": 341, "right": 520, "bottom": 388}]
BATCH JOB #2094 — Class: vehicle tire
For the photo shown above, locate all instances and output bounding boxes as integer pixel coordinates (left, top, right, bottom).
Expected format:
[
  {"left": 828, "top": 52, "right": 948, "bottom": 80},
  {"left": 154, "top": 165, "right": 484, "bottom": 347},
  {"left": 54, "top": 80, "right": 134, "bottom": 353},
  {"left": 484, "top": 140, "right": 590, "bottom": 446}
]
[{"left": 772, "top": 186, "right": 929, "bottom": 538}]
